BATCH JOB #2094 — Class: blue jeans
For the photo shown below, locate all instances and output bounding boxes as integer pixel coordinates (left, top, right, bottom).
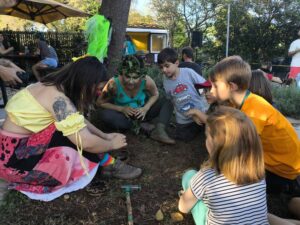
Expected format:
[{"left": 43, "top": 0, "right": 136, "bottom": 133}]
[
  {"left": 182, "top": 170, "right": 208, "bottom": 225},
  {"left": 96, "top": 98, "right": 173, "bottom": 132}
]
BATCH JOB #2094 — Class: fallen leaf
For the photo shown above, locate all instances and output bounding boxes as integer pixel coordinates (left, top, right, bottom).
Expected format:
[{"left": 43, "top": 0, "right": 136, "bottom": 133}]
[
  {"left": 155, "top": 209, "right": 164, "bottom": 221},
  {"left": 140, "top": 204, "right": 146, "bottom": 215},
  {"left": 170, "top": 212, "right": 184, "bottom": 222},
  {"left": 63, "top": 194, "right": 70, "bottom": 200}
]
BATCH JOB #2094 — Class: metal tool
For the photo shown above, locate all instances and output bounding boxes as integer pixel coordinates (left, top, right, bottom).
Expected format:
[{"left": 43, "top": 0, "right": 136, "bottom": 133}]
[{"left": 121, "top": 185, "right": 141, "bottom": 225}]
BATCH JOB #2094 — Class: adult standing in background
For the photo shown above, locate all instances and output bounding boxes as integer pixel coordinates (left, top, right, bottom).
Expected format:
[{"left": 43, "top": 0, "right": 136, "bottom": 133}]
[
  {"left": 179, "top": 47, "right": 202, "bottom": 75},
  {"left": 288, "top": 29, "right": 300, "bottom": 79},
  {"left": 32, "top": 33, "right": 58, "bottom": 81}
]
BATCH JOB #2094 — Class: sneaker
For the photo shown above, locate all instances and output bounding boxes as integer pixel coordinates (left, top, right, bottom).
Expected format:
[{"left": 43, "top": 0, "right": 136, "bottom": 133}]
[{"left": 101, "top": 159, "right": 142, "bottom": 179}]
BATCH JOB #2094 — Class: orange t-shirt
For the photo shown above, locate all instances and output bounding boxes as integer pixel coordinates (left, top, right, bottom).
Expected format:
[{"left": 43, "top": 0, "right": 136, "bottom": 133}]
[{"left": 241, "top": 93, "right": 300, "bottom": 180}]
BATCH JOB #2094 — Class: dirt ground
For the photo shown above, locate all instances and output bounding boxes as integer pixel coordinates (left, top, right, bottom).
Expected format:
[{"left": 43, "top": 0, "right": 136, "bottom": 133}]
[{"left": 0, "top": 128, "right": 291, "bottom": 225}]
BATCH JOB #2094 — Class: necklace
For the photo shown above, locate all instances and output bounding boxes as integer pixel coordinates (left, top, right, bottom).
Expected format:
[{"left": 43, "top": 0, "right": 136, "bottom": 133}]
[{"left": 239, "top": 90, "right": 250, "bottom": 109}]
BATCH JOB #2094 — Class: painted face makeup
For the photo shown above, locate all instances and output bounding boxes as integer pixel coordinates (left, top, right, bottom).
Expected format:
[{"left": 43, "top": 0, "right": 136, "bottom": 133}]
[
  {"left": 123, "top": 73, "right": 143, "bottom": 90},
  {"left": 124, "top": 73, "right": 140, "bottom": 81}
]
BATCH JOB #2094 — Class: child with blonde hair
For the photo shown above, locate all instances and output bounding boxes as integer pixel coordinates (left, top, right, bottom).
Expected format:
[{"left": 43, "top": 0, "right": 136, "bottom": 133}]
[
  {"left": 209, "top": 56, "right": 300, "bottom": 221},
  {"left": 178, "top": 106, "right": 268, "bottom": 225}
]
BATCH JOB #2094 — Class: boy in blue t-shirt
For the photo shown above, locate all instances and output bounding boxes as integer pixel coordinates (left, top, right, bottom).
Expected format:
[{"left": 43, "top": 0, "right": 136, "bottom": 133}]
[{"left": 158, "top": 48, "right": 208, "bottom": 141}]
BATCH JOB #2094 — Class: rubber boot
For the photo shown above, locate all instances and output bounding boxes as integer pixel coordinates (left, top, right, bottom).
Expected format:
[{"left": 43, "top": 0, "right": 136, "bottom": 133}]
[{"left": 150, "top": 123, "right": 175, "bottom": 144}]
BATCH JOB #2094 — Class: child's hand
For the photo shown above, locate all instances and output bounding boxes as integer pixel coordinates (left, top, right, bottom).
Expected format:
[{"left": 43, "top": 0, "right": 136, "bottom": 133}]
[
  {"left": 186, "top": 109, "right": 205, "bottom": 125},
  {"left": 121, "top": 106, "right": 136, "bottom": 118},
  {"left": 111, "top": 134, "right": 127, "bottom": 149},
  {"left": 186, "top": 108, "right": 199, "bottom": 116}
]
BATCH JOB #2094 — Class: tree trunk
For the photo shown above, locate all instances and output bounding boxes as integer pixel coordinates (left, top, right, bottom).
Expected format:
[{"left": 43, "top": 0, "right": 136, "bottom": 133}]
[{"left": 99, "top": 0, "right": 132, "bottom": 77}]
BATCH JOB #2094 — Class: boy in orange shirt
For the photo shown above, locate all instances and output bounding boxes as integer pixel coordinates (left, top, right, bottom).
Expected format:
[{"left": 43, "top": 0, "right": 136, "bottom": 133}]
[{"left": 206, "top": 56, "right": 300, "bottom": 218}]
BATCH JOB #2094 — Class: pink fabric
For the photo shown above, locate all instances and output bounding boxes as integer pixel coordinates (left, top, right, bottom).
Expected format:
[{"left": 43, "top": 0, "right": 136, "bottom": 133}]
[
  {"left": 13, "top": 147, "right": 98, "bottom": 193},
  {"left": 289, "top": 67, "right": 300, "bottom": 79},
  {"left": 266, "top": 73, "right": 273, "bottom": 81},
  {"left": 0, "top": 124, "right": 98, "bottom": 194}
]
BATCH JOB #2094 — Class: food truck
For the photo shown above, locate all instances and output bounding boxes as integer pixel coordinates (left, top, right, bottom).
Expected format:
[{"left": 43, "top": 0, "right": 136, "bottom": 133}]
[{"left": 126, "top": 26, "right": 169, "bottom": 63}]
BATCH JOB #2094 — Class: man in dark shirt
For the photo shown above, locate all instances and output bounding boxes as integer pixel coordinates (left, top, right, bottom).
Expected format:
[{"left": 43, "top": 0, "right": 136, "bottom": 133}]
[
  {"left": 179, "top": 47, "right": 202, "bottom": 75},
  {"left": 32, "top": 33, "right": 58, "bottom": 80}
]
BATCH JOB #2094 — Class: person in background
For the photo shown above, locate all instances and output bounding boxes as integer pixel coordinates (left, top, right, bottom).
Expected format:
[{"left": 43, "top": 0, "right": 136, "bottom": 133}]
[
  {"left": 288, "top": 29, "right": 300, "bottom": 79},
  {"left": 179, "top": 47, "right": 202, "bottom": 76},
  {"left": 96, "top": 55, "right": 175, "bottom": 144},
  {"left": 123, "top": 34, "right": 136, "bottom": 56},
  {"left": 0, "top": 34, "right": 14, "bottom": 56},
  {"left": 0, "top": 57, "right": 142, "bottom": 202},
  {"left": 158, "top": 47, "right": 208, "bottom": 142},
  {"left": 260, "top": 61, "right": 282, "bottom": 83},
  {"left": 249, "top": 69, "right": 273, "bottom": 104},
  {"left": 32, "top": 33, "right": 58, "bottom": 81},
  {"left": 179, "top": 106, "right": 268, "bottom": 225}
]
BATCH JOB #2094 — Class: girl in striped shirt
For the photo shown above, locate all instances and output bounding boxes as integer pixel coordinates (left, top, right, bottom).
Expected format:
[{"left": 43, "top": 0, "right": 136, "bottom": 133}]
[{"left": 178, "top": 106, "right": 269, "bottom": 225}]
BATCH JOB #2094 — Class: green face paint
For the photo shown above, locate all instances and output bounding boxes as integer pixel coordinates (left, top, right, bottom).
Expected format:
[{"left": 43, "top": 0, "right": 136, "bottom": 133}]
[
  {"left": 124, "top": 73, "right": 140, "bottom": 80},
  {"left": 118, "top": 55, "right": 146, "bottom": 78}
]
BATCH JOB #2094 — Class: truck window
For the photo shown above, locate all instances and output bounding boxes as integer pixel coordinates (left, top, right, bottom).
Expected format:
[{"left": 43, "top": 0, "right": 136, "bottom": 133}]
[{"left": 151, "top": 34, "right": 167, "bottom": 53}]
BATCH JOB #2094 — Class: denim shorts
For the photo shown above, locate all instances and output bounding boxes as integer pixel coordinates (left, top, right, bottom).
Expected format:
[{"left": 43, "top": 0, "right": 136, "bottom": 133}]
[{"left": 41, "top": 58, "right": 58, "bottom": 68}]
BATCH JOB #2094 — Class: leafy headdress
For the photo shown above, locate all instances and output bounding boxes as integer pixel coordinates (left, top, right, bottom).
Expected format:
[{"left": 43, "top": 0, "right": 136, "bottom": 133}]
[{"left": 118, "top": 55, "right": 146, "bottom": 78}]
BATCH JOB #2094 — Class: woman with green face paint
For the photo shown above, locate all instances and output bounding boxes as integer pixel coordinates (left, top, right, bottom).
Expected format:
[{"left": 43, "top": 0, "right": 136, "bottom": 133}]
[{"left": 96, "top": 55, "right": 175, "bottom": 144}]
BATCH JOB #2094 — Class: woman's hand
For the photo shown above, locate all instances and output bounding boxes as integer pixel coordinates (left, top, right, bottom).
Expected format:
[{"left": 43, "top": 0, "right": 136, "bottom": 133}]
[
  {"left": 121, "top": 106, "right": 136, "bottom": 118},
  {"left": 105, "top": 133, "right": 125, "bottom": 141},
  {"left": 111, "top": 134, "right": 127, "bottom": 150},
  {"left": 135, "top": 106, "right": 149, "bottom": 120}
]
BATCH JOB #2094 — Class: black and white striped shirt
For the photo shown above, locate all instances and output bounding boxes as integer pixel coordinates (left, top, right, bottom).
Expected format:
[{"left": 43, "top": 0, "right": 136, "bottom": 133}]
[{"left": 190, "top": 168, "right": 269, "bottom": 225}]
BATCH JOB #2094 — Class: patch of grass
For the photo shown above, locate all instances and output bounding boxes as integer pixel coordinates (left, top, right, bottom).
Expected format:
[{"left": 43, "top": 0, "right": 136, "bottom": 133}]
[{"left": 272, "top": 84, "right": 300, "bottom": 119}]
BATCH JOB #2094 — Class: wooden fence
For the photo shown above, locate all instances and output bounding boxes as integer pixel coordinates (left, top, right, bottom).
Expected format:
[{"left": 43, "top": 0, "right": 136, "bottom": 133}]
[{"left": 0, "top": 31, "right": 86, "bottom": 66}]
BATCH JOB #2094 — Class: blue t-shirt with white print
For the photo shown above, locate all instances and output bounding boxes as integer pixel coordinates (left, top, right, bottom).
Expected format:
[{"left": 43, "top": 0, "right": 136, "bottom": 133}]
[{"left": 163, "top": 67, "right": 209, "bottom": 124}]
